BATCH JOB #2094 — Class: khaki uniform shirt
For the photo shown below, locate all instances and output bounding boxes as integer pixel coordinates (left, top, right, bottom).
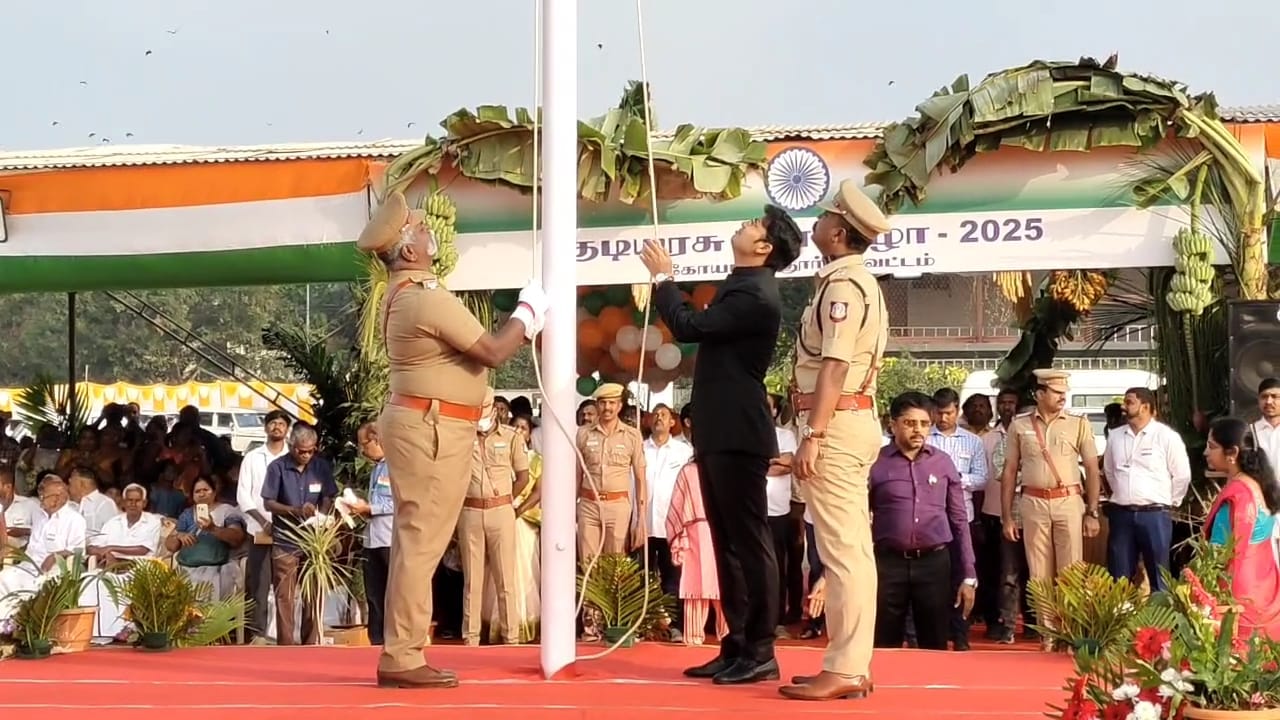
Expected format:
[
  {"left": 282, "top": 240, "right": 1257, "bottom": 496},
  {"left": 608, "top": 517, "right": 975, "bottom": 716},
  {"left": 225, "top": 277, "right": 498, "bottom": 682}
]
[
  {"left": 577, "top": 422, "right": 644, "bottom": 494},
  {"left": 469, "top": 425, "right": 530, "bottom": 499},
  {"left": 383, "top": 269, "right": 488, "bottom": 406},
  {"left": 1006, "top": 410, "right": 1095, "bottom": 490},
  {"left": 792, "top": 254, "right": 888, "bottom": 396}
]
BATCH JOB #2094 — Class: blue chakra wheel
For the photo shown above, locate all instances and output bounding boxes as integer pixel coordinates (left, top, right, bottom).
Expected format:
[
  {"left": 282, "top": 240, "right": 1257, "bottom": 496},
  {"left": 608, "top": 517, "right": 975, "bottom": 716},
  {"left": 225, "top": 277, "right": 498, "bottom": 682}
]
[{"left": 765, "top": 147, "right": 830, "bottom": 212}]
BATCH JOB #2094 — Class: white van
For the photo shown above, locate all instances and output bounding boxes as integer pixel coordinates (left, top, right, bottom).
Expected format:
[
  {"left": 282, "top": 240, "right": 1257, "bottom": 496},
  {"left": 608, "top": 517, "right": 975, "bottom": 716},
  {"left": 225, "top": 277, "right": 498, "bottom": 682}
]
[{"left": 198, "top": 409, "right": 267, "bottom": 453}]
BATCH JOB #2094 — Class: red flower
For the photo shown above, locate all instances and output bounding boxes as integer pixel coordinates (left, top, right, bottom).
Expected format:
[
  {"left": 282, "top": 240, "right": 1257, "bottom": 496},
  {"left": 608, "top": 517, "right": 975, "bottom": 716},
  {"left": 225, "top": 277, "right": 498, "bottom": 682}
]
[
  {"left": 1134, "top": 627, "right": 1173, "bottom": 662},
  {"left": 1101, "top": 701, "right": 1130, "bottom": 720},
  {"left": 1180, "top": 657, "right": 1193, "bottom": 672}
]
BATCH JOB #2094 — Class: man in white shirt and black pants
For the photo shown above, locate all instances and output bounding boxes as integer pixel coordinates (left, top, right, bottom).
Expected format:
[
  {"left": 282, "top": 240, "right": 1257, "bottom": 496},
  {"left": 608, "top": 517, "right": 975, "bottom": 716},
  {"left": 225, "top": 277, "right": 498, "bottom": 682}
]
[
  {"left": 1102, "top": 387, "right": 1191, "bottom": 592},
  {"left": 765, "top": 394, "right": 799, "bottom": 634},
  {"left": 236, "top": 409, "right": 291, "bottom": 642},
  {"left": 642, "top": 404, "right": 693, "bottom": 642}
]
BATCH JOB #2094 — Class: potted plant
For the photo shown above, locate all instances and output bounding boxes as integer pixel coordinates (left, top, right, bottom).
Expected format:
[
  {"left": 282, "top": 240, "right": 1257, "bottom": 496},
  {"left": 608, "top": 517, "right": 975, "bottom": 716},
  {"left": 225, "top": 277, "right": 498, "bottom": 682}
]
[
  {"left": 280, "top": 514, "right": 353, "bottom": 646},
  {"left": 1028, "top": 561, "right": 1176, "bottom": 656},
  {"left": 3, "top": 552, "right": 98, "bottom": 657},
  {"left": 104, "top": 558, "right": 248, "bottom": 651},
  {"left": 1050, "top": 537, "right": 1280, "bottom": 720},
  {"left": 577, "top": 553, "right": 675, "bottom": 648}
]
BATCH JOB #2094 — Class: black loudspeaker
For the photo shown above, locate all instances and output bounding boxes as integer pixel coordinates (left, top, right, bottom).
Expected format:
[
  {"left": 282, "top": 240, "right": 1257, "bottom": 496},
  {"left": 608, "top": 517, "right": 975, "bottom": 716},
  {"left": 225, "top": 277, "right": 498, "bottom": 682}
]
[{"left": 1228, "top": 301, "right": 1280, "bottom": 418}]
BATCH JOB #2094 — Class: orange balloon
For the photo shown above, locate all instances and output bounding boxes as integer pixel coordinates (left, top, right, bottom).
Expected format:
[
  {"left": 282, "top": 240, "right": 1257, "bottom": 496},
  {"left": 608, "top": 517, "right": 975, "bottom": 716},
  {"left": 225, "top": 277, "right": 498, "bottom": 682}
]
[
  {"left": 577, "top": 347, "right": 604, "bottom": 375},
  {"left": 692, "top": 283, "right": 718, "bottom": 309},
  {"left": 618, "top": 349, "right": 642, "bottom": 373},
  {"left": 596, "top": 306, "right": 630, "bottom": 343},
  {"left": 597, "top": 352, "right": 622, "bottom": 381},
  {"left": 577, "top": 319, "right": 605, "bottom": 349}
]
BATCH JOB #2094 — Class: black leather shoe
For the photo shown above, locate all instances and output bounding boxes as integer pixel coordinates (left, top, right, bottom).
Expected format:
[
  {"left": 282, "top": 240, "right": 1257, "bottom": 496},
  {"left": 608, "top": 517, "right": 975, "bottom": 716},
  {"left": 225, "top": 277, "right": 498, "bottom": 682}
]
[
  {"left": 683, "top": 656, "right": 734, "bottom": 679},
  {"left": 713, "top": 658, "right": 780, "bottom": 685},
  {"left": 953, "top": 636, "right": 971, "bottom": 652}
]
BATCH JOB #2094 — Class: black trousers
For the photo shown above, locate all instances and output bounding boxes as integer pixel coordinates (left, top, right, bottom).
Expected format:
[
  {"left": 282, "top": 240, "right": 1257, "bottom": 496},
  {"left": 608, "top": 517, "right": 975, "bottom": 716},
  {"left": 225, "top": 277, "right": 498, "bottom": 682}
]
[
  {"left": 767, "top": 513, "right": 805, "bottom": 626},
  {"left": 976, "top": 514, "right": 1003, "bottom": 626},
  {"left": 245, "top": 542, "right": 274, "bottom": 640},
  {"left": 698, "top": 451, "right": 777, "bottom": 663},
  {"left": 431, "top": 565, "right": 464, "bottom": 637},
  {"left": 642, "top": 537, "right": 683, "bottom": 628},
  {"left": 362, "top": 545, "right": 391, "bottom": 645},
  {"left": 874, "top": 545, "right": 952, "bottom": 650}
]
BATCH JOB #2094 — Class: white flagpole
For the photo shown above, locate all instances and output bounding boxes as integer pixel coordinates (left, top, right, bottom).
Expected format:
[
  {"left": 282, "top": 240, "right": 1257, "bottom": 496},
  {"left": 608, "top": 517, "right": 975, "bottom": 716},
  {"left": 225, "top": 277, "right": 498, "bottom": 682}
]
[{"left": 538, "top": 0, "right": 579, "bottom": 680}]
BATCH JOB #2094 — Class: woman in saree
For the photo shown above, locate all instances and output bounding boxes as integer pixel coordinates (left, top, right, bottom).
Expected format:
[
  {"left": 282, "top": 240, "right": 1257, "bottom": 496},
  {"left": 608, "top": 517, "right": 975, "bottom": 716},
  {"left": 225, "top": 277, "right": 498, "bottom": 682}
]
[
  {"left": 484, "top": 414, "right": 542, "bottom": 643},
  {"left": 166, "top": 476, "right": 248, "bottom": 600},
  {"left": 1203, "top": 417, "right": 1280, "bottom": 640}
]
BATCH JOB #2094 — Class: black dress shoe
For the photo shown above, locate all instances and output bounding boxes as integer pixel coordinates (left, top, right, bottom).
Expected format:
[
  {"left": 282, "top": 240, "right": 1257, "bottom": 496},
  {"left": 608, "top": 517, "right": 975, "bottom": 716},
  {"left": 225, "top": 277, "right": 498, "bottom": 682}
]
[
  {"left": 684, "top": 656, "right": 734, "bottom": 679},
  {"left": 713, "top": 658, "right": 780, "bottom": 685},
  {"left": 953, "top": 636, "right": 971, "bottom": 651}
]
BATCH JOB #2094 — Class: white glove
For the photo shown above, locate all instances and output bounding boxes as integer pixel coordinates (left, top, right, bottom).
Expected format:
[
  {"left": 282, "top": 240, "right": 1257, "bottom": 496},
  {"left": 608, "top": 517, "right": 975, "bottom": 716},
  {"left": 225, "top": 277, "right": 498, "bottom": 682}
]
[{"left": 511, "top": 283, "right": 549, "bottom": 340}]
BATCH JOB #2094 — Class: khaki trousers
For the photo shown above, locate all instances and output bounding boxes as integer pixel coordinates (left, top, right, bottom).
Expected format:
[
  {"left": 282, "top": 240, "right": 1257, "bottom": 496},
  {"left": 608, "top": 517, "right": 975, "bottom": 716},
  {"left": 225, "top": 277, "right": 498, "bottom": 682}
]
[
  {"left": 377, "top": 403, "right": 477, "bottom": 673},
  {"left": 576, "top": 497, "right": 631, "bottom": 562},
  {"left": 270, "top": 547, "right": 319, "bottom": 645},
  {"left": 801, "top": 408, "right": 882, "bottom": 678},
  {"left": 1020, "top": 493, "right": 1085, "bottom": 584},
  {"left": 457, "top": 504, "right": 519, "bottom": 645}
]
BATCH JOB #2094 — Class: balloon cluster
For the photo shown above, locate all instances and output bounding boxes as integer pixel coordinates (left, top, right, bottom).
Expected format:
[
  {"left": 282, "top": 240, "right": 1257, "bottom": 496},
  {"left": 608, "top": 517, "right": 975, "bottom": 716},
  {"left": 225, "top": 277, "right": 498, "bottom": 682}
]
[{"left": 490, "top": 282, "right": 721, "bottom": 397}]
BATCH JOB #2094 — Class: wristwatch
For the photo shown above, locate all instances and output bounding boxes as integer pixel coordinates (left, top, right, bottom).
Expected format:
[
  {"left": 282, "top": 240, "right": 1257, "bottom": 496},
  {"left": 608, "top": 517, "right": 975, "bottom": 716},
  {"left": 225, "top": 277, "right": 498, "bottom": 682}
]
[
  {"left": 963, "top": 578, "right": 978, "bottom": 588},
  {"left": 1085, "top": 507, "right": 1100, "bottom": 519},
  {"left": 652, "top": 272, "right": 671, "bottom": 285},
  {"left": 799, "top": 425, "right": 826, "bottom": 440}
]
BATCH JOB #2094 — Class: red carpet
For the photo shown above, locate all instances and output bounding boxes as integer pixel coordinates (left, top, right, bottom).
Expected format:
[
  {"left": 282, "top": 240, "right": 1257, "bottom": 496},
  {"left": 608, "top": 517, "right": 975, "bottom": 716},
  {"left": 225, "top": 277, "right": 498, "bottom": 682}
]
[{"left": 0, "top": 643, "right": 1070, "bottom": 719}]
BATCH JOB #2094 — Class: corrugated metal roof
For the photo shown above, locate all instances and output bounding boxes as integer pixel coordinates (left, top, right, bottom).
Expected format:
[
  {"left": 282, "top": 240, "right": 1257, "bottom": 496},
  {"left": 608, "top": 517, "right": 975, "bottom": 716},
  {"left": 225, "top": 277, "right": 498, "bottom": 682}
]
[{"left": 0, "top": 107, "right": 1275, "bottom": 171}]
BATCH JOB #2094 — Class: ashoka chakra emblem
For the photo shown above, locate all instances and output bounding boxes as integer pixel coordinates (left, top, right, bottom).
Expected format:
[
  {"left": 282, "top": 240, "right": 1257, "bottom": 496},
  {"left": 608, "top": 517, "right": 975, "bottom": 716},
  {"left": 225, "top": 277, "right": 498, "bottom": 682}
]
[{"left": 765, "top": 147, "right": 830, "bottom": 212}]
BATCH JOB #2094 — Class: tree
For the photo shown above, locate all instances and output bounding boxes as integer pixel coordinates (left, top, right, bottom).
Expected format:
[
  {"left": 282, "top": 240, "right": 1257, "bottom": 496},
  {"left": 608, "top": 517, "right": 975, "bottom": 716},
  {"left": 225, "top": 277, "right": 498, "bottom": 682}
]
[{"left": 874, "top": 357, "right": 970, "bottom": 417}]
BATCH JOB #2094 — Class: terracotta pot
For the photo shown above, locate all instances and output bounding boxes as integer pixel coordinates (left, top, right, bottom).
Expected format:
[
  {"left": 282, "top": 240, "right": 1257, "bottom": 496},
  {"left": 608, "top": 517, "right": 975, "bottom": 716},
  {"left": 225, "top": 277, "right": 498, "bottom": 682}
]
[
  {"left": 1184, "top": 707, "right": 1280, "bottom": 720},
  {"left": 52, "top": 607, "right": 96, "bottom": 654}
]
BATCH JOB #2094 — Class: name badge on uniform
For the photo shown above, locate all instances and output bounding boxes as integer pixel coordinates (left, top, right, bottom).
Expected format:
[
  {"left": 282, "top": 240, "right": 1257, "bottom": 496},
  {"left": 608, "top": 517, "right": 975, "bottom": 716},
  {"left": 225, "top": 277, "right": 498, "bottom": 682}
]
[
  {"left": 308, "top": 482, "right": 322, "bottom": 493},
  {"left": 494, "top": 442, "right": 507, "bottom": 449},
  {"left": 376, "top": 474, "right": 391, "bottom": 487},
  {"left": 829, "top": 302, "right": 848, "bottom": 323}
]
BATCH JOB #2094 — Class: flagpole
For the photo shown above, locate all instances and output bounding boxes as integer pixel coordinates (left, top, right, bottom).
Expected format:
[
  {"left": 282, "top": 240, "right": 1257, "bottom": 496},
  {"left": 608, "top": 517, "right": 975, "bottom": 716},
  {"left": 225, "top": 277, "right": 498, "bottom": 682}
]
[{"left": 538, "top": 0, "right": 579, "bottom": 681}]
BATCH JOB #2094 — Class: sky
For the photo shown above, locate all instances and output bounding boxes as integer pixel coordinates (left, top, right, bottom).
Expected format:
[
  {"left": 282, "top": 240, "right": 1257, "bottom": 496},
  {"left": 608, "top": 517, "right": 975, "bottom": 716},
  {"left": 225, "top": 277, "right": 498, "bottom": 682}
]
[{"left": 2, "top": 0, "right": 1278, "bottom": 152}]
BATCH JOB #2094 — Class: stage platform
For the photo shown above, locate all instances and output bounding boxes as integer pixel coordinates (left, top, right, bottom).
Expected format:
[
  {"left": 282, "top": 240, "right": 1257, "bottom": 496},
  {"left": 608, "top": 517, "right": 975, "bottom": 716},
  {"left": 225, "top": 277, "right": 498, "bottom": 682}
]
[{"left": 0, "top": 642, "right": 1070, "bottom": 719}]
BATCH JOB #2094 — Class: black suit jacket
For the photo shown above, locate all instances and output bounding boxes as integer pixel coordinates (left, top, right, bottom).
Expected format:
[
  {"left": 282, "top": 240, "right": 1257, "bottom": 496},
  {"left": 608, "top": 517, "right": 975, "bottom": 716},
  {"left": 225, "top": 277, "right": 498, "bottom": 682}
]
[{"left": 653, "top": 267, "right": 781, "bottom": 458}]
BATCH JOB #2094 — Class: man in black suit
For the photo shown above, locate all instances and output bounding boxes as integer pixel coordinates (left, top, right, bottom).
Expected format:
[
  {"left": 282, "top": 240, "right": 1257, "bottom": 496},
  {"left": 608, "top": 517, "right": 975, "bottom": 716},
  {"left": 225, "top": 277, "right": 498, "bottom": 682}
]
[{"left": 640, "top": 206, "right": 803, "bottom": 685}]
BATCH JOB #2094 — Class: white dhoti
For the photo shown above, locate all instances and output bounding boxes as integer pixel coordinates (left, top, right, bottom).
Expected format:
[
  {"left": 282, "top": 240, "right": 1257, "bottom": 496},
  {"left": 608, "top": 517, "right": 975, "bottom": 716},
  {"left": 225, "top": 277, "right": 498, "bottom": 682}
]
[
  {"left": 80, "top": 570, "right": 130, "bottom": 638},
  {"left": 0, "top": 564, "right": 41, "bottom": 622}
]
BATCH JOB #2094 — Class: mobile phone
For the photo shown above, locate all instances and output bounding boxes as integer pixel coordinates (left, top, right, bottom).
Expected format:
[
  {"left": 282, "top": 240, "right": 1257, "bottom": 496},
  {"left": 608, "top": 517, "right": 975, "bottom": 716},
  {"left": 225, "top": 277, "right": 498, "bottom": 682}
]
[{"left": 196, "top": 503, "right": 211, "bottom": 524}]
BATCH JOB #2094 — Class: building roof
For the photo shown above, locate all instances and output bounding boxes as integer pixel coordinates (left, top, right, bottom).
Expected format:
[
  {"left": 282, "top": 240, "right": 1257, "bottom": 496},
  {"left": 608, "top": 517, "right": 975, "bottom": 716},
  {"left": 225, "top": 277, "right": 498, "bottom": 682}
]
[{"left": 1, "top": 105, "right": 1276, "bottom": 172}]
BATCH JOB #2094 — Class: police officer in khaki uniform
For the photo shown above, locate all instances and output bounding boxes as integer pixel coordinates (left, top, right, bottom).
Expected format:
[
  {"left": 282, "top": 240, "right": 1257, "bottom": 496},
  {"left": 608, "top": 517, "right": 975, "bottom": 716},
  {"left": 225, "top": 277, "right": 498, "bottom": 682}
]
[
  {"left": 358, "top": 190, "right": 549, "bottom": 689},
  {"left": 458, "top": 388, "right": 529, "bottom": 646},
  {"left": 575, "top": 383, "right": 646, "bottom": 561},
  {"left": 1001, "top": 369, "right": 1101, "bottom": 646},
  {"left": 781, "top": 179, "right": 890, "bottom": 702}
]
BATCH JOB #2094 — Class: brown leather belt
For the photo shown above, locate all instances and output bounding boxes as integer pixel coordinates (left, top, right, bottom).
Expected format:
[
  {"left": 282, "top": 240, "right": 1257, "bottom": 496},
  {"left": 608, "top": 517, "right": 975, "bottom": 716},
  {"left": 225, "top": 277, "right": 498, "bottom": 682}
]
[
  {"left": 876, "top": 543, "right": 946, "bottom": 560},
  {"left": 579, "top": 489, "right": 629, "bottom": 502},
  {"left": 1022, "top": 485, "right": 1082, "bottom": 500},
  {"left": 389, "top": 393, "right": 484, "bottom": 422},
  {"left": 792, "top": 391, "right": 874, "bottom": 413},
  {"left": 463, "top": 494, "right": 512, "bottom": 510}
]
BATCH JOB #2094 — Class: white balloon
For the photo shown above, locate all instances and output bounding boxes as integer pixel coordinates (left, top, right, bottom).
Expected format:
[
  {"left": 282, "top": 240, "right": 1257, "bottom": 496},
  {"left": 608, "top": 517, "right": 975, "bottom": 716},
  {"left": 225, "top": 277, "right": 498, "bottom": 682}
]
[
  {"left": 642, "top": 326, "right": 663, "bottom": 350},
  {"left": 654, "top": 343, "right": 682, "bottom": 371},
  {"left": 615, "top": 325, "right": 642, "bottom": 353}
]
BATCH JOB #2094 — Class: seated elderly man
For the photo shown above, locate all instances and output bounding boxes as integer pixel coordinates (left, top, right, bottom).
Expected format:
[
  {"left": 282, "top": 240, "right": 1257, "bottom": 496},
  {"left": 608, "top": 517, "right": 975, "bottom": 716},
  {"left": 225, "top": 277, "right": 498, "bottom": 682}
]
[
  {"left": 82, "top": 483, "right": 162, "bottom": 640},
  {"left": 0, "top": 476, "right": 88, "bottom": 621}
]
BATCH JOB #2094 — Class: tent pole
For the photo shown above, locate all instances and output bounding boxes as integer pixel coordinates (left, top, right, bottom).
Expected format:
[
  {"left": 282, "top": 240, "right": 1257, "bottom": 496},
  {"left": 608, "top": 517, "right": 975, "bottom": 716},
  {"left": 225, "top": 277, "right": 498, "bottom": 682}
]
[{"left": 67, "top": 292, "right": 77, "bottom": 434}]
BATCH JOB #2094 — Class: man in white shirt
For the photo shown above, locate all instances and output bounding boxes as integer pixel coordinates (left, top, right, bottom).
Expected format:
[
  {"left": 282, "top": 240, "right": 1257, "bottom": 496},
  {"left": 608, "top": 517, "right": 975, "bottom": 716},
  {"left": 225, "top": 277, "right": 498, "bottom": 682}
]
[
  {"left": 642, "top": 404, "right": 693, "bottom": 641},
  {"left": 1, "top": 467, "right": 39, "bottom": 549},
  {"left": 0, "top": 477, "right": 88, "bottom": 621},
  {"left": 67, "top": 466, "right": 118, "bottom": 541},
  {"left": 1252, "top": 378, "right": 1280, "bottom": 468},
  {"left": 85, "top": 483, "right": 163, "bottom": 638},
  {"left": 1102, "top": 387, "right": 1191, "bottom": 593},
  {"left": 765, "top": 395, "right": 799, "bottom": 633},
  {"left": 236, "top": 409, "right": 291, "bottom": 642}
]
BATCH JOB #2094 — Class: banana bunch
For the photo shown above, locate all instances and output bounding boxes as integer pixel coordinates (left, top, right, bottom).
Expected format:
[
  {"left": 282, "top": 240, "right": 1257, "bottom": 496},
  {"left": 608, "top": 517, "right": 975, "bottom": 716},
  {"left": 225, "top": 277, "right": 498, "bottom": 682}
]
[
  {"left": 994, "top": 271, "right": 1029, "bottom": 302},
  {"left": 422, "top": 192, "right": 460, "bottom": 279},
  {"left": 1165, "top": 227, "right": 1216, "bottom": 315},
  {"left": 1047, "top": 270, "right": 1109, "bottom": 314}
]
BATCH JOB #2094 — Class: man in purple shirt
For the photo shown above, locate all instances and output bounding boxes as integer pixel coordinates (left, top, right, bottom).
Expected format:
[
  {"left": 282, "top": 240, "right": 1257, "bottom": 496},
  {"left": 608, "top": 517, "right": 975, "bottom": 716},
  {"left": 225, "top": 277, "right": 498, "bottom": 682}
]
[{"left": 870, "top": 392, "right": 976, "bottom": 651}]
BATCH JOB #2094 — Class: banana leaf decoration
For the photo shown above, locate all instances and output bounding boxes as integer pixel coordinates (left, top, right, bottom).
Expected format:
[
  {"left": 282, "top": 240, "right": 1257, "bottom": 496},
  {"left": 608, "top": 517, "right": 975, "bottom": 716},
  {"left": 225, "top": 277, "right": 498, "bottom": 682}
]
[{"left": 862, "top": 56, "right": 1266, "bottom": 395}]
